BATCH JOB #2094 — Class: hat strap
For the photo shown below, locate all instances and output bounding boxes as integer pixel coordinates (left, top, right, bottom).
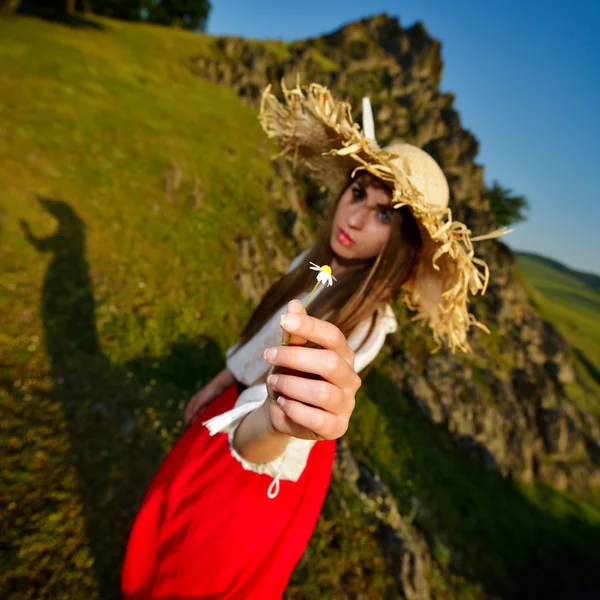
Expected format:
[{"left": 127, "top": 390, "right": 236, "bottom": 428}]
[
  {"left": 362, "top": 96, "right": 376, "bottom": 141},
  {"left": 470, "top": 226, "right": 513, "bottom": 242}
]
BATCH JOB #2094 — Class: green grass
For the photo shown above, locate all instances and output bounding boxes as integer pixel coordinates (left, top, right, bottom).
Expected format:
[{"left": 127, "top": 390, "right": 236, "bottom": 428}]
[
  {"left": 516, "top": 254, "right": 600, "bottom": 408},
  {"left": 0, "top": 14, "right": 292, "bottom": 598},
  {"left": 0, "top": 17, "right": 286, "bottom": 361}
]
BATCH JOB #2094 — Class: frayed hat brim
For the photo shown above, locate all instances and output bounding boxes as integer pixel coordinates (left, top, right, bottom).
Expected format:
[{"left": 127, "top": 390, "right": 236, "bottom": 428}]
[{"left": 260, "top": 82, "right": 511, "bottom": 353}]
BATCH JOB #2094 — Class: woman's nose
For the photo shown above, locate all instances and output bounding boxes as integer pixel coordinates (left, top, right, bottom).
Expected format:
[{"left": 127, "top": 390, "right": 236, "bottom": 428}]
[{"left": 347, "top": 206, "right": 368, "bottom": 229}]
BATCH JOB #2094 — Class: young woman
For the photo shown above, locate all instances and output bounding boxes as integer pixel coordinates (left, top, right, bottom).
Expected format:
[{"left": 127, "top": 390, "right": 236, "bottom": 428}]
[{"left": 121, "top": 83, "right": 506, "bottom": 599}]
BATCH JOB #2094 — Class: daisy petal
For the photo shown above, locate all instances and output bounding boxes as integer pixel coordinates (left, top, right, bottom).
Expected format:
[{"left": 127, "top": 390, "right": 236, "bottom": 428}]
[{"left": 307, "top": 261, "right": 337, "bottom": 289}]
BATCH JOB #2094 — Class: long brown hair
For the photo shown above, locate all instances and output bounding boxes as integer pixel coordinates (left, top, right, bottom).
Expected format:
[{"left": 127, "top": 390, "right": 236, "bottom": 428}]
[{"left": 230, "top": 173, "right": 422, "bottom": 381}]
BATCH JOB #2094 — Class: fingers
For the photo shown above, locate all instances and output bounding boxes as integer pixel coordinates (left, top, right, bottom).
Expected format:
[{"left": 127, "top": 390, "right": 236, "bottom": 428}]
[
  {"left": 280, "top": 299, "right": 308, "bottom": 346},
  {"left": 184, "top": 397, "right": 203, "bottom": 425},
  {"left": 279, "top": 312, "right": 355, "bottom": 369},
  {"left": 267, "top": 299, "right": 361, "bottom": 441},
  {"left": 184, "top": 403, "right": 194, "bottom": 425},
  {"left": 264, "top": 345, "right": 361, "bottom": 392},
  {"left": 188, "top": 407, "right": 205, "bottom": 425},
  {"left": 268, "top": 372, "right": 349, "bottom": 416},
  {"left": 274, "top": 395, "right": 347, "bottom": 440}
]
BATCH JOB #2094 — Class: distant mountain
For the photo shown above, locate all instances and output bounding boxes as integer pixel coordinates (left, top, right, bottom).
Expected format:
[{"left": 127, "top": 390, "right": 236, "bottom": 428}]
[
  {"left": 517, "top": 251, "right": 600, "bottom": 293},
  {"left": 516, "top": 251, "right": 600, "bottom": 397}
]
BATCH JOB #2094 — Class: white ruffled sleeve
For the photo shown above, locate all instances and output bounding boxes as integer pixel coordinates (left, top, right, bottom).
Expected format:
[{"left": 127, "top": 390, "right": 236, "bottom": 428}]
[{"left": 349, "top": 303, "right": 398, "bottom": 373}]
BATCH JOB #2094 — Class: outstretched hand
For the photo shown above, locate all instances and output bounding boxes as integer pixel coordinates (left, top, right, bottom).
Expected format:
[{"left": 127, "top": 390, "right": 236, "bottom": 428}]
[{"left": 264, "top": 300, "right": 361, "bottom": 441}]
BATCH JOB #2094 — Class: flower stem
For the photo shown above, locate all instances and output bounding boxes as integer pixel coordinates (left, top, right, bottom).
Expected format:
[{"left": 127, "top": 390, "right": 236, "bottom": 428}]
[
  {"left": 303, "top": 281, "right": 320, "bottom": 308},
  {"left": 280, "top": 282, "right": 320, "bottom": 346}
]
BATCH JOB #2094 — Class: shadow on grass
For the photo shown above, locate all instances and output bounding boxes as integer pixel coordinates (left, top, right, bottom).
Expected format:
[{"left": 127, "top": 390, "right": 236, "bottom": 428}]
[
  {"left": 360, "top": 369, "right": 600, "bottom": 599},
  {"left": 14, "top": 197, "right": 224, "bottom": 598}
]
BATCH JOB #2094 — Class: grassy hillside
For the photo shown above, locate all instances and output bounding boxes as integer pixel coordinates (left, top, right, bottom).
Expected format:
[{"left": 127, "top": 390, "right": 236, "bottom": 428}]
[
  {"left": 518, "top": 251, "right": 600, "bottom": 293},
  {"left": 2, "top": 15, "right": 600, "bottom": 599},
  {"left": 0, "top": 14, "right": 294, "bottom": 598},
  {"left": 516, "top": 253, "right": 600, "bottom": 408}
]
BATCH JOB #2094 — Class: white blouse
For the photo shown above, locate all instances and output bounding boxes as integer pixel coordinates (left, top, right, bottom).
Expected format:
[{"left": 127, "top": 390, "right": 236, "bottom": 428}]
[{"left": 202, "top": 248, "right": 397, "bottom": 498}]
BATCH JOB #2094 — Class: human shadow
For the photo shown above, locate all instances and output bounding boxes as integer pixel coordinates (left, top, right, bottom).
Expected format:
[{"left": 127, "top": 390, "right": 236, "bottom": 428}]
[
  {"left": 19, "top": 196, "right": 224, "bottom": 598},
  {"left": 361, "top": 369, "right": 600, "bottom": 599}
]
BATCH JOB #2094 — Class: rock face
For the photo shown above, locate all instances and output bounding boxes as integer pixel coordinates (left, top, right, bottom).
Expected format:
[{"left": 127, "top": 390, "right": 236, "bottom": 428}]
[
  {"left": 333, "top": 439, "right": 431, "bottom": 600},
  {"left": 232, "top": 215, "right": 290, "bottom": 303},
  {"left": 192, "top": 13, "right": 599, "bottom": 497}
]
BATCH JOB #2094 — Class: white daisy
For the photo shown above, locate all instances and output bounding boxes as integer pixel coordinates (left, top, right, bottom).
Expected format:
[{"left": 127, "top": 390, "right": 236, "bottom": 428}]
[
  {"left": 280, "top": 261, "right": 337, "bottom": 346},
  {"left": 309, "top": 262, "right": 337, "bottom": 287}
]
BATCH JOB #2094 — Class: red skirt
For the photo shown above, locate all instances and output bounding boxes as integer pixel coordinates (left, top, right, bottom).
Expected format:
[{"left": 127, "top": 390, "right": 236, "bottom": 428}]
[{"left": 121, "top": 383, "right": 336, "bottom": 599}]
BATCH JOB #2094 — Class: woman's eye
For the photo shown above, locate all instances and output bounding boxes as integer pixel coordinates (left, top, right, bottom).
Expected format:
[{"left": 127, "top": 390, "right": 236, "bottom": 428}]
[
  {"left": 352, "top": 185, "right": 366, "bottom": 200},
  {"left": 378, "top": 209, "right": 391, "bottom": 224}
]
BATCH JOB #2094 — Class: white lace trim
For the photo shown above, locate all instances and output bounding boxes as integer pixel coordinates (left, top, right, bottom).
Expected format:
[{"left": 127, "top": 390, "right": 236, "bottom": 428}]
[{"left": 202, "top": 388, "right": 316, "bottom": 498}]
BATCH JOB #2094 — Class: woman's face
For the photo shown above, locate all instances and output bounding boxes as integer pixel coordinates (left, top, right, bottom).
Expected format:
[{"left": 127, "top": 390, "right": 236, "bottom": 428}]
[{"left": 330, "top": 175, "right": 394, "bottom": 261}]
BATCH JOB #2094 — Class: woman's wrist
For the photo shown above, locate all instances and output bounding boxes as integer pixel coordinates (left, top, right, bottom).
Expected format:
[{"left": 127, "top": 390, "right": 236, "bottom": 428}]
[{"left": 232, "top": 400, "right": 290, "bottom": 464}]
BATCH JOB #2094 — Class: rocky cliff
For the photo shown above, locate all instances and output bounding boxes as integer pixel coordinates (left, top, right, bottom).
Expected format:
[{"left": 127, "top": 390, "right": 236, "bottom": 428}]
[{"left": 190, "top": 13, "right": 600, "bottom": 596}]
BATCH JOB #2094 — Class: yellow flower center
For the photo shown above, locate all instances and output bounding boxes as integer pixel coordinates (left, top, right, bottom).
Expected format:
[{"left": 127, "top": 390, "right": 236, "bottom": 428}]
[{"left": 321, "top": 265, "right": 332, "bottom": 275}]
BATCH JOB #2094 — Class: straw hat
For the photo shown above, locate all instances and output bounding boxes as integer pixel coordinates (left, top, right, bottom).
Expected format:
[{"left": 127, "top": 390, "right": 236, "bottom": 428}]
[{"left": 259, "top": 82, "right": 511, "bottom": 353}]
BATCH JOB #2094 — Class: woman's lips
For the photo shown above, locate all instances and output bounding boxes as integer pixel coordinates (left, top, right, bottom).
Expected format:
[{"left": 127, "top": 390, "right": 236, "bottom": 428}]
[{"left": 336, "top": 228, "right": 354, "bottom": 247}]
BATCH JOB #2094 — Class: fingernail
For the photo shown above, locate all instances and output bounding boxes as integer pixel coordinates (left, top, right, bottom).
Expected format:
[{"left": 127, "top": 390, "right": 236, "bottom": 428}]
[
  {"left": 264, "top": 348, "right": 277, "bottom": 361},
  {"left": 288, "top": 299, "right": 301, "bottom": 309},
  {"left": 280, "top": 314, "right": 300, "bottom": 330},
  {"left": 276, "top": 396, "right": 285, "bottom": 408},
  {"left": 268, "top": 374, "right": 279, "bottom": 388}
]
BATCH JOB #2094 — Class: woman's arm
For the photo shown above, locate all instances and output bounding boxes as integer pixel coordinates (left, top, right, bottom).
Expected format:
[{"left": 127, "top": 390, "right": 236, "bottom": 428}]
[
  {"left": 210, "top": 366, "right": 237, "bottom": 395},
  {"left": 232, "top": 400, "right": 290, "bottom": 464},
  {"left": 184, "top": 367, "right": 237, "bottom": 425}
]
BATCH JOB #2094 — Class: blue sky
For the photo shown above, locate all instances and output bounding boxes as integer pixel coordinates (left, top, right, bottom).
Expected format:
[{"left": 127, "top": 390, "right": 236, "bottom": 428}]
[{"left": 208, "top": 1, "right": 600, "bottom": 274}]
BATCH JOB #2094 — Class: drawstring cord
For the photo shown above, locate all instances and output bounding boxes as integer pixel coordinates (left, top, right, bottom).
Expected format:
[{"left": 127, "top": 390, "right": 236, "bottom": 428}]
[
  {"left": 267, "top": 452, "right": 287, "bottom": 499},
  {"left": 267, "top": 476, "right": 280, "bottom": 499}
]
